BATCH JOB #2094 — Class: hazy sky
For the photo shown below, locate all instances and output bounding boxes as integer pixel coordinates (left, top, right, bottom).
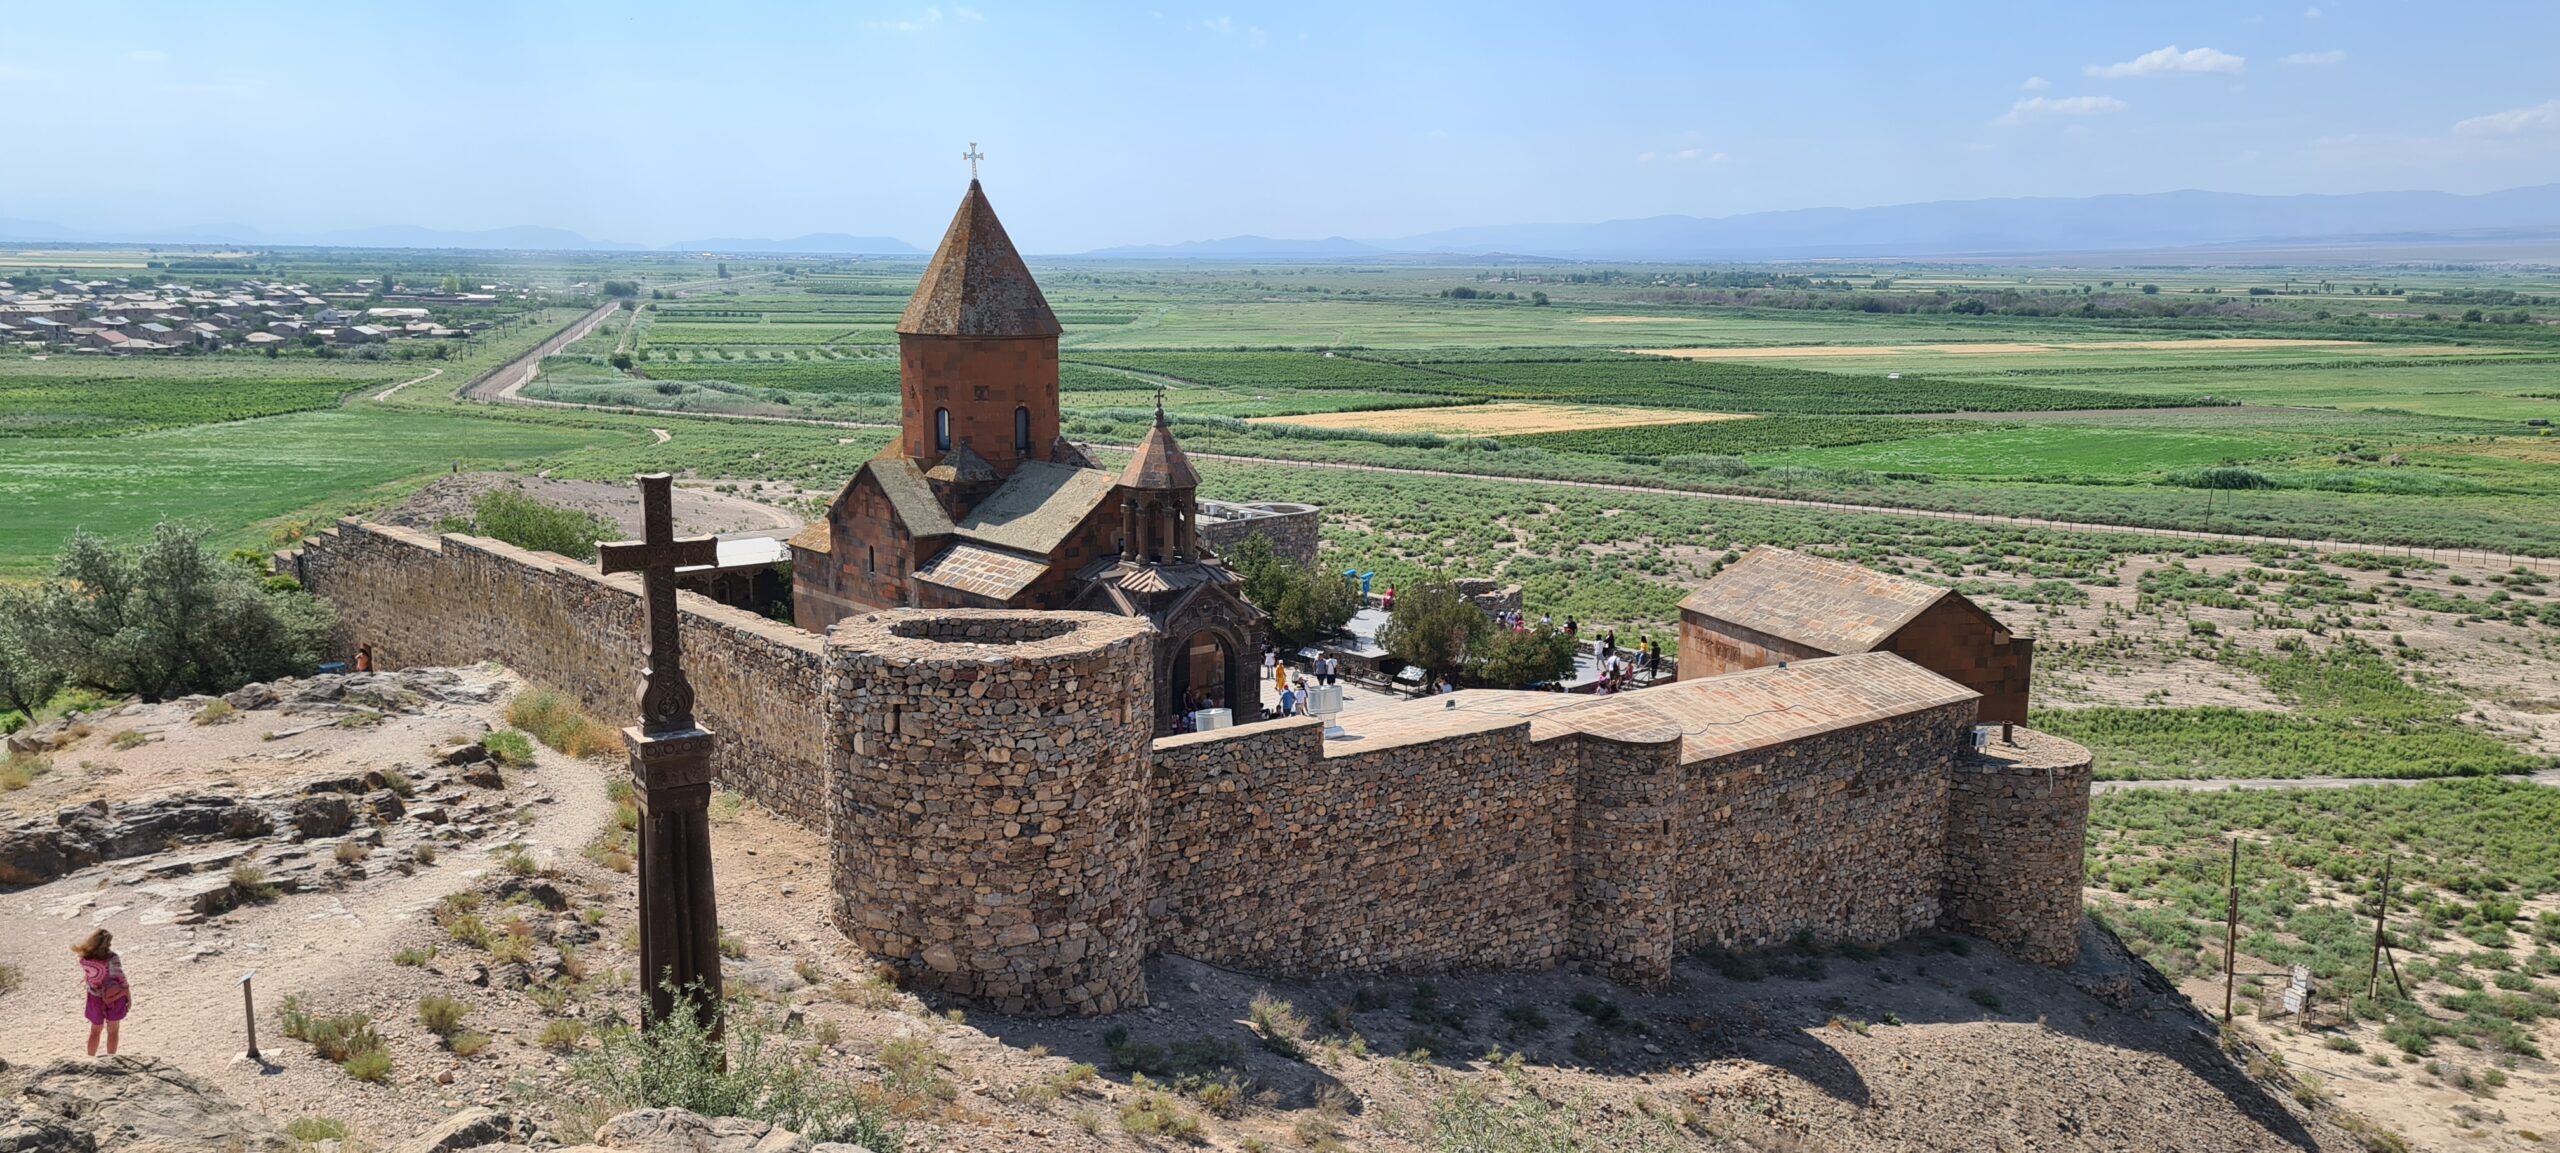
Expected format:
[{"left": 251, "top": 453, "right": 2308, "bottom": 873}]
[{"left": 5, "top": 0, "right": 2558, "bottom": 251}]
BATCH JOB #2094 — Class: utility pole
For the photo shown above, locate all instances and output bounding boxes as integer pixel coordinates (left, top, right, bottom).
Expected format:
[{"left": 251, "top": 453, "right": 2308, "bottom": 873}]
[{"left": 2223, "top": 838, "right": 2240, "bottom": 1023}]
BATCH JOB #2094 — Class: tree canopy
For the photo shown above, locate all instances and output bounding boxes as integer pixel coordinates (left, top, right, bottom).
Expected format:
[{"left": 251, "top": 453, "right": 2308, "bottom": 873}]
[{"left": 8, "top": 522, "right": 333, "bottom": 704}]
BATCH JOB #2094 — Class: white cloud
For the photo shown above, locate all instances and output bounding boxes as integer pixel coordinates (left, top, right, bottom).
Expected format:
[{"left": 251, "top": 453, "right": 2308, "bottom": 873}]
[
  {"left": 2021, "top": 76, "right": 2050, "bottom": 91},
  {"left": 873, "top": 5, "right": 950, "bottom": 32},
  {"left": 954, "top": 5, "right": 984, "bottom": 21},
  {"left": 1198, "top": 15, "right": 1233, "bottom": 33},
  {"left": 1636, "top": 151, "right": 1655, "bottom": 163},
  {"left": 2085, "top": 45, "right": 2245, "bottom": 78},
  {"left": 2454, "top": 99, "right": 2560, "bottom": 137},
  {"left": 124, "top": 49, "right": 169, "bottom": 64},
  {"left": 1993, "top": 94, "right": 2128, "bottom": 127},
  {"left": 2282, "top": 50, "right": 2346, "bottom": 65},
  {"left": 2304, "top": 6, "right": 2323, "bottom": 16}
]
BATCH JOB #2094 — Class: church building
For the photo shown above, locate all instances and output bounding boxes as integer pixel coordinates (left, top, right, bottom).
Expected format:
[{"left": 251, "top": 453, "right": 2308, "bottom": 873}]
[{"left": 788, "top": 179, "right": 1265, "bottom": 727}]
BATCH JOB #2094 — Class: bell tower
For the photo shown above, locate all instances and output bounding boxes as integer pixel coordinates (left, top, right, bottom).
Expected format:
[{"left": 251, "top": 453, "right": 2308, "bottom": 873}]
[{"left": 897, "top": 179, "right": 1062, "bottom": 478}]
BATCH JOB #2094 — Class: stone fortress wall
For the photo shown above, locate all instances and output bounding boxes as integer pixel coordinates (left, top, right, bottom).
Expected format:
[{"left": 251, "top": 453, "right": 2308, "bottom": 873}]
[
  {"left": 1196, "top": 500, "right": 1320, "bottom": 568},
  {"left": 281, "top": 519, "right": 2094, "bottom": 1015}
]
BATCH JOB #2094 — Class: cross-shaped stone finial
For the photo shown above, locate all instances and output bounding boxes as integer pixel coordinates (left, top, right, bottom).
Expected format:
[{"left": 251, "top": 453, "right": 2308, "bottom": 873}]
[
  {"left": 598, "top": 474, "right": 718, "bottom": 734},
  {"left": 962, "top": 142, "right": 985, "bottom": 180}
]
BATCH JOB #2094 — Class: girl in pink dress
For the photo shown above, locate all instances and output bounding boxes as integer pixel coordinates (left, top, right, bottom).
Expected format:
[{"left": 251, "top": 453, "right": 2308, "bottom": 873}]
[{"left": 74, "top": 929, "right": 128, "bottom": 1056}]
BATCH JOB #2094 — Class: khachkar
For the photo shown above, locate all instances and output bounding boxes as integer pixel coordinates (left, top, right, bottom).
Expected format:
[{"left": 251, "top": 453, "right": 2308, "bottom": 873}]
[{"left": 598, "top": 474, "right": 725, "bottom": 1030}]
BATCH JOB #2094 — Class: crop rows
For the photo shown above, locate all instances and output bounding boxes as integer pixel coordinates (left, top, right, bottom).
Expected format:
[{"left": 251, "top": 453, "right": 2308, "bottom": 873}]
[{"left": 0, "top": 374, "right": 377, "bottom": 437}]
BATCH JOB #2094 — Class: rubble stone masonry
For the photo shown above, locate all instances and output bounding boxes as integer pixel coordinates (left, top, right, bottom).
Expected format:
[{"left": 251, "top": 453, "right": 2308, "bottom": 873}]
[
  {"left": 825, "top": 610, "right": 1156, "bottom": 1015},
  {"left": 283, "top": 521, "right": 2094, "bottom": 1015},
  {"left": 278, "top": 521, "right": 829, "bottom": 824}
]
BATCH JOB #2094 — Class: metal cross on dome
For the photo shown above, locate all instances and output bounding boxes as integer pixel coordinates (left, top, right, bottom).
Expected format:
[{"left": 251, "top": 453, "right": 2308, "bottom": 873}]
[
  {"left": 598, "top": 474, "right": 717, "bottom": 734},
  {"left": 962, "top": 142, "right": 985, "bottom": 180}
]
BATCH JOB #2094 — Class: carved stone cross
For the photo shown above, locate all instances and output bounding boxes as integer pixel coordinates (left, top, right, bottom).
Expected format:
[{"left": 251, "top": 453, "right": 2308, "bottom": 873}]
[
  {"left": 597, "top": 473, "right": 724, "bottom": 1032},
  {"left": 962, "top": 141, "right": 985, "bottom": 180},
  {"left": 599, "top": 474, "right": 717, "bottom": 734}
]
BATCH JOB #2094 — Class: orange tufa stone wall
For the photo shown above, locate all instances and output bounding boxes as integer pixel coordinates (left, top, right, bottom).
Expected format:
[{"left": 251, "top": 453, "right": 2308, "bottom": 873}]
[{"left": 283, "top": 520, "right": 2092, "bottom": 1015}]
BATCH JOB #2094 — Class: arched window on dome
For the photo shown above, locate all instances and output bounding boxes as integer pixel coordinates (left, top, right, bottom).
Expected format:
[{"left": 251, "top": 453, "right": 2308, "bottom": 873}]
[
  {"left": 1014, "top": 406, "right": 1032, "bottom": 454},
  {"left": 934, "top": 407, "right": 951, "bottom": 451}
]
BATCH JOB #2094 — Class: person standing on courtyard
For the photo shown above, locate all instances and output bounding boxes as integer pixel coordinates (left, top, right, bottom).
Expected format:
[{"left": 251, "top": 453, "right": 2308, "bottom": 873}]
[{"left": 73, "top": 929, "right": 129, "bottom": 1057}]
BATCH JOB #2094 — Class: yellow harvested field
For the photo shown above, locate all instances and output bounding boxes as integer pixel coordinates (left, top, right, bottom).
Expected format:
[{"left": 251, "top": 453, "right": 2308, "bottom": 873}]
[
  {"left": 1625, "top": 338, "right": 2376, "bottom": 360},
  {"left": 1250, "top": 402, "right": 1755, "bottom": 436}
]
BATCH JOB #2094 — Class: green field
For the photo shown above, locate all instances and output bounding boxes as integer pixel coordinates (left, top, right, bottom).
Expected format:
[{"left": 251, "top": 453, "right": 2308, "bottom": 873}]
[{"left": 0, "top": 408, "right": 625, "bottom": 577}]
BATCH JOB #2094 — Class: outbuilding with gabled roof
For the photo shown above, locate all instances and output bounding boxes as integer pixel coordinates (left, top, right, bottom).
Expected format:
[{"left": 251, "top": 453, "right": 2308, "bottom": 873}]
[{"left": 1677, "top": 546, "right": 2034, "bottom": 724}]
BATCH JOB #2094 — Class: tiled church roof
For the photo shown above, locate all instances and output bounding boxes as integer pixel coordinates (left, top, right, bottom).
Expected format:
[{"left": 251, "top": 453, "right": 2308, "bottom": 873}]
[
  {"left": 898, "top": 180, "right": 1061, "bottom": 339},
  {"left": 1118, "top": 403, "right": 1201, "bottom": 490}
]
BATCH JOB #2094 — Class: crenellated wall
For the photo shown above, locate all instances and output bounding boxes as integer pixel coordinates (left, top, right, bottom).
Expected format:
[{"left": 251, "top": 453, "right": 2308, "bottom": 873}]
[{"left": 283, "top": 520, "right": 2094, "bottom": 1016}]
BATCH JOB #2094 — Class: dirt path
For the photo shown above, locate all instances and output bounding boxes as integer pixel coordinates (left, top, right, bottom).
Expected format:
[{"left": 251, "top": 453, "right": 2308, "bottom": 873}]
[
  {"left": 368, "top": 366, "right": 444, "bottom": 403},
  {"left": 2094, "top": 767, "right": 2560, "bottom": 794},
  {"left": 0, "top": 688, "right": 614, "bottom": 1133},
  {"left": 649, "top": 428, "right": 671, "bottom": 444}
]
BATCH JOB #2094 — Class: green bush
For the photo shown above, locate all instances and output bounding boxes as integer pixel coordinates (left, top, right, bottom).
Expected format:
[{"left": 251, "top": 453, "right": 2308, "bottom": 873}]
[
  {"left": 418, "top": 995, "right": 470, "bottom": 1038},
  {"left": 569, "top": 985, "right": 901, "bottom": 1150},
  {"left": 10, "top": 522, "right": 331, "bottom": 702},
  {"left": 506, "top": 688, "right": 620, "bottom": 759},
  {"left": 447, "top": 488, "right": 618, "bottom": 561},
  {"left": 483, "top": 729, "right": 536, "bottom": 766}
]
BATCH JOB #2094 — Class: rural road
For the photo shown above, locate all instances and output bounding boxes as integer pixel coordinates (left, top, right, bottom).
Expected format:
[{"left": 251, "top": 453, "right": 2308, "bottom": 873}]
[{"left": 457, "top": 302, "right": 624, "bottom": 405}]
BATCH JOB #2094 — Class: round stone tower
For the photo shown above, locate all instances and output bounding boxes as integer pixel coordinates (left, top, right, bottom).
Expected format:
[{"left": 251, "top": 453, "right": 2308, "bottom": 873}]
[{"left": 826, "top": 608, "right": 1156, "bottom": 1015}]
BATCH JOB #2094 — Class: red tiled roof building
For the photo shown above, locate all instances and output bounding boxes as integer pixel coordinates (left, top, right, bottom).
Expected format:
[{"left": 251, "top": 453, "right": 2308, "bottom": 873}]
[{"left": 790, "top": 180, "right": 1265, "bottom": 727}]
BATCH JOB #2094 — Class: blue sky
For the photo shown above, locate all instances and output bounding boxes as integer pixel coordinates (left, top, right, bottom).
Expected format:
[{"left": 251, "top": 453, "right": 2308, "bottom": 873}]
[{"left": 4, "top": 0, "right": 2557, "bottom": 251}]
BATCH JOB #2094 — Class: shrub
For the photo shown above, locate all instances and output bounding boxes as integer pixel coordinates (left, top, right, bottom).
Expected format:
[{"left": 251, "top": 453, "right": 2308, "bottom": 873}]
[
  {"left": 0, "top": 754, "right": 48, "bottom": 791},
  {"left": 0, "top": 960, "right": 21, "bottom": 998},
  {"left": 483, "top": 729, "right": 536, "bottom": 766},
  {"left": 22, "top": 522, "right": 331, "bottom": 702},
  {"left": 1248, "top": 992, "right": 1308, "bottom": 1058},
  {"left": 284, "top": 1117, "right": 347, "bottom": 1141},
  {"left": 1967, "top": 987, "right": 2004, "bottom": 1011},
  {"left": 377, "top": 768, "right": 413, "bottom": 797},
  {"left": 496, "top": 845, "right": 539, "bottom": 877},
  {"left": 193, "top": 700, "right": 237, "bottom": 726},
  {"left": 393, "top": 946, "right": 436, "bottom": 967},
  {"left": 1116, "top": 1080, "right": 1203, "bottom": 1143},
  {"left": 455, "top": 488, "right": 618, "bottom": 562},
  {"left": 450, "top": 1031, "right": 493, "bottom": 1058},
  {"left": 228, "top": 861, "right": 279, "bottom": 902},
  {"left": 541, "top": 1019, "right": 589, "bottom": 1052},
  {"left": 342, "top": 1047, "right": 393, "bottom": 1083},
  {"left": 334, "top": 841, "right": 371, "bottom": 865},
  {"left": 418, "top": 995, "right": 470, "bottom": 1037},
  {"left": 506, "top": 688, "right": 619, "bottom": 759},
  {"left": 568, "top": 985, "right": 901, "bottom": 1149}
]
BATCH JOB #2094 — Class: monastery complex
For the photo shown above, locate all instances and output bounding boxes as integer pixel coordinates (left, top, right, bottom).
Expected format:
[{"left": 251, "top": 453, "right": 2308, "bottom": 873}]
[{"left": 278, "top": 179, "right": 2095, "bottom": 1017}]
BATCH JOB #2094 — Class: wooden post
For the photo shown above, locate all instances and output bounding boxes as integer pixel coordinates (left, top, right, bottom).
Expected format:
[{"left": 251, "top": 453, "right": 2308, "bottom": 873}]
[
  {"left": 2367, "top": 858, "right": 2392, "bottom": 1001},
  {"left": 2222, "top": 838, "right": 2239, "bottom": 1024},
  {"left": 239, "top": 971, "right": 261, "bottom": 1063}
]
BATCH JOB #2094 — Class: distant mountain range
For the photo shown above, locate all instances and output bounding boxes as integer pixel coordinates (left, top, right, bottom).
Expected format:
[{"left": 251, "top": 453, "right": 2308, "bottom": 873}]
[
  {"left": 8, "top": 183, "right": 2560, "bottom": 260},
  {"left": 0, "top": 219, "right": 921, "bottom": 256}
]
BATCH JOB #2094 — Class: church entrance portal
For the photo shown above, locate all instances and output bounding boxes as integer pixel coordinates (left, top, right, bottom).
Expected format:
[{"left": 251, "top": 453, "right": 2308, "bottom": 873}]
[{"left": 1171, "top": 630, "right": 1235, "bottom": 724}]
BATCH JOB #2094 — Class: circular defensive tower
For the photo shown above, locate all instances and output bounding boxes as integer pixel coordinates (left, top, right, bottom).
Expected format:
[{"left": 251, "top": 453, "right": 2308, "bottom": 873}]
[{"left": 826, "top": 609, "right": 1156, "bottom": 1015}]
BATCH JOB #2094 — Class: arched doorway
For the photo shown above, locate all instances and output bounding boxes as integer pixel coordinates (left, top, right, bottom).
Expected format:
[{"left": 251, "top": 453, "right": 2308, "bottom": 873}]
[{"left": 1170, "top": 629, "right": 1232, "bottom": 721}]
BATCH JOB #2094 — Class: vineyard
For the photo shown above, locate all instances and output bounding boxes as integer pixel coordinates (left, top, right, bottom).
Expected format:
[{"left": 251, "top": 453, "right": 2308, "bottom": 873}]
[{"left": 0, "top": 372, "right": 384, "bottom": 437}]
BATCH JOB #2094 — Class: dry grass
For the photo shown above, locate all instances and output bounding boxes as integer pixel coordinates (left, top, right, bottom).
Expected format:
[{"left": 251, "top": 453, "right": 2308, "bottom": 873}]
[{"left": 504, "top": 687, "right": 620, "bottom": 760}]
